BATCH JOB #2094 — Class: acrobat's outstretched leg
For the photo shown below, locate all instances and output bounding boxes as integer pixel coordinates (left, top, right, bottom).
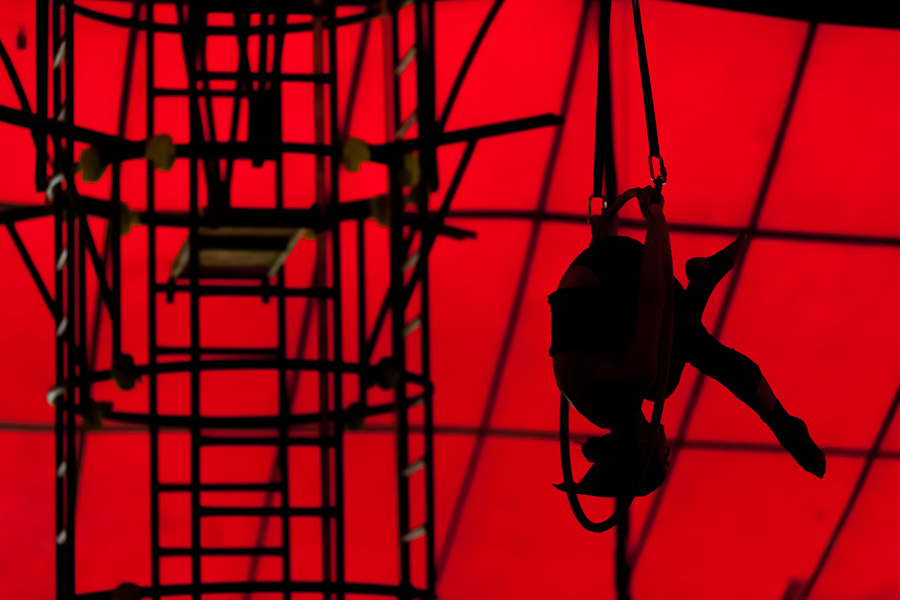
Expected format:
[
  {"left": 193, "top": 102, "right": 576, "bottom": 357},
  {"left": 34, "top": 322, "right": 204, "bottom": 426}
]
[{"left": 686, "top": 326, "right": 826, "bottom": 478}]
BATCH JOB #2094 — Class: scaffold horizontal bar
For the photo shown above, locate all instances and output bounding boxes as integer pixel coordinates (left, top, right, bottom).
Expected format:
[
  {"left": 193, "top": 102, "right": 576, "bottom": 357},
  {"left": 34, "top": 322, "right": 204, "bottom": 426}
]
[
  {"left": 199, "top": 435, "right": 335, "bottom": 447},
  {"left": 157, "top": 346, "right": 280, "bottom": 356},
  {"left": 74, "top": 581, "right": 435, "bottom": 599},
  {"left": 84, "top": 401, "right": 425, "bottom": 429},
  {"left": 369, "top": 113, "right": 562, "bottom": 160},
  {"left": 137, "top": 202, "right": 370, "bottom": 228},
  {"left": 159, "top": 546, "right": 283, "bottom": 556},
  {"left": 159, "top": 482, "right": 283, "bottom": 492},
  {"left": 0, "top": 103, "right": 340, "bottom": 160},
  {"left": 71, "top": 357, "right": 370, "bottom": 384},
  {"left": 0, "top": 203, "right": 54, "bottom": 225},
  {"left": 154, "top": 283, "right": 335, "bottom": 299},
  {"left": 194, "top": 71, "right": 331, "bottom": 84},
  {"left": 71, "top": 3, "right": 379, "bottom": 35},
  {"left": 199, "top": 506, "right": 334, "bottom": 517},
  {"left": 402, "top": 215, "right": 477, "bottom": 240}
]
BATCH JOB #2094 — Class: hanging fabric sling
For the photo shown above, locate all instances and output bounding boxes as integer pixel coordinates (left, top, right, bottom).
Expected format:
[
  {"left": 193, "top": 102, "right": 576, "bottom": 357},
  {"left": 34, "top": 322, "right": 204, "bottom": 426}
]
[{"left": 559, "top": 0, "right": 675, "bottom": 534}]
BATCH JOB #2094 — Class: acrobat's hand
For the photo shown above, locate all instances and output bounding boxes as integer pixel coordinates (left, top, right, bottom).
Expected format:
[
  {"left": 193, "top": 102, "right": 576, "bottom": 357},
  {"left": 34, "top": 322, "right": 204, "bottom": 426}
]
[
  {"left": 590, "top": 187, "right": 645, "bottom": 239},
  {"left": 636, "top": 184, "right": 664, "bottom": 222}
]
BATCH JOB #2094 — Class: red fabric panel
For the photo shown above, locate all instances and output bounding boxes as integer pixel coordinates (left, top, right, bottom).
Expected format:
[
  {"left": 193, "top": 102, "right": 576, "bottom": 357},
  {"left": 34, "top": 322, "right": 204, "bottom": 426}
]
[
  {"left": 610, "top": 0, "right": 808, "bottom": 227},
  {"left": 0, "top": 432, "right": 55, "bottom": 599},
  {"left": 809, "top": 460, "right": 900, "bottom": 600},
  {"left": 436, "top": 437, "right": 617, "bottom": 599},
  {"left": 343, "top": 432, "right": 399, "bottom": 585},
  {"left": 441, "top": 0, "right": 582, "bottom": 133},
  {"left": 3, "top": 1, "right": 900, "bottom": 598},
  {"left": 633, "top": 451, "right": 861, "bottom": 600},
  {"left": 429, "top": 219, "right": 531, "bottom": 425},
  {"left": 761, "top": 25, "right": 900, "bottom": 237},
  {"left": 76, "top": 432, "right": 150, "bottom": 593},
  {"left": 688, "top": 241, "right": 900, "bottom": 447},
  {"left": 0, "top": 218, "right": 56, "bottom": 422}
]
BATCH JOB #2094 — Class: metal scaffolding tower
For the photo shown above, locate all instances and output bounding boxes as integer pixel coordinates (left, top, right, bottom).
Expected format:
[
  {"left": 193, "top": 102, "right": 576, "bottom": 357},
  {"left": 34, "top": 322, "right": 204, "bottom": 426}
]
[{"left": 0, "top": 1, "right": 559, "bottom": 598}]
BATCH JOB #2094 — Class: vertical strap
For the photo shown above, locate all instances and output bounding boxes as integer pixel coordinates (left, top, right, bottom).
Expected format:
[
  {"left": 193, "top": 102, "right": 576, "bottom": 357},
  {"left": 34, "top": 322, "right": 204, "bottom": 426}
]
[
  {"left": 592, "top": 0, "right": 613, "bottom": 201},
  {"left": 632, "top": 0, "right": 666, "bottom": 183}
]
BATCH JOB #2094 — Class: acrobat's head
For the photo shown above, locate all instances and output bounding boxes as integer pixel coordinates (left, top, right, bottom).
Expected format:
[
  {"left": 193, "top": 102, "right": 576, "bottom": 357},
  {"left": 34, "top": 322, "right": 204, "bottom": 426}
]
[{"left": 581, "top": 420, "right": 670, "bottom": 497}]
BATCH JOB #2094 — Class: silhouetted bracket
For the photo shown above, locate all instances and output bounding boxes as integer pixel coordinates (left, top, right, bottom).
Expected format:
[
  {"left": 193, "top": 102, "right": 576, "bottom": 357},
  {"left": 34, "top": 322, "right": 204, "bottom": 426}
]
[
  {"left": 170, "top": 226, "right": 305, "bottom": 280},
  {"left": 0, "top": 202, "right": 54, "bottom": 225}
]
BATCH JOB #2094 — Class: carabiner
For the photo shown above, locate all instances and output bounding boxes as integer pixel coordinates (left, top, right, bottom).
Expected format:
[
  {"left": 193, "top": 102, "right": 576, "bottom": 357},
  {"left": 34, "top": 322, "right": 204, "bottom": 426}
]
[
  {"left": 649, "top": 154, "right": 667, "bottom": 185},
  {"left": 588, "top": 194, "right": 608, "bottom": 224}
]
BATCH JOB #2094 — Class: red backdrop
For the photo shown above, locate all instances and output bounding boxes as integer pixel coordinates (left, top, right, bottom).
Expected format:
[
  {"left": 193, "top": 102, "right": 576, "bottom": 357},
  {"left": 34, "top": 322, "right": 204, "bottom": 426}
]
[{"left": 2, "top": 1, "right": 900, "bottom": 598}]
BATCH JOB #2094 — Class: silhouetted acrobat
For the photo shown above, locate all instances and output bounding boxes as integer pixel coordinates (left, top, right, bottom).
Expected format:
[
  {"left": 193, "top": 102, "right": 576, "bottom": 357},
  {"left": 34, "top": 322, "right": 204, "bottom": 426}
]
[{"left": 549, "top": 186, "right": 826, "bottom": 497}]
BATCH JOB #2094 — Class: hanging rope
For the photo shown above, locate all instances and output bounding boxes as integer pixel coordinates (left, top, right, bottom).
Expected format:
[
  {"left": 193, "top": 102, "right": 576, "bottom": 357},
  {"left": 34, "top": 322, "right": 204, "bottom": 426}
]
[{"left": 561, "top": 0, "right": 672, "bottom": 534}]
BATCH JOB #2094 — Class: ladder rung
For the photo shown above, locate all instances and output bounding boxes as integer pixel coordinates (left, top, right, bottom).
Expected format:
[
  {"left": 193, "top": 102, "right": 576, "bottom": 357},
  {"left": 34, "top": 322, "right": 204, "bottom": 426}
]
[
  {"left": 408, "top": 394, "right": 426, "bottom": 408},
  {"left": 155, "top": 282, "right": 334, "bottom": 299},
  {"left": 56, "top": 316, "right": 68, "bottom": 338},
  {"left": 403, "top": 316, "right": 422, "bottom": 337},
  {"left": 199, "top": 436, "right": 333, "bottom": 447},
  {"left": 396, "top": 110, "right": 417, "bottom": 139},
  {"left": 200, "top": 506, "right": 333, "bottom": 518},
  {"left": 158, "top": 482, "right": 283, "bottom": 492},
  {"left": 53, "top": 40, "right": 66, "bottom": 68},
  {"left": 401, "top": 458, "right": 426, "bottom": 478},
  {"left": 401, "top": 525, "right": 427, "bottom": 543},
  {"left": 395, "top": 46, "right": 417, "bottom": 75},
  {"left": 160, "top": 546, "right": 283, "bottom": 557},
  {"left": 402, "top": 250, "right": 420, "bottom": 272}
]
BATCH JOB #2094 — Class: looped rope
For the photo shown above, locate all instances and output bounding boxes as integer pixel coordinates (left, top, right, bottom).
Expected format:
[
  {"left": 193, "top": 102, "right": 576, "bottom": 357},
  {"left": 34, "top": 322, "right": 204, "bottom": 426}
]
[{"left": 560, "top": 181, "right": 674, "bottom": 532}]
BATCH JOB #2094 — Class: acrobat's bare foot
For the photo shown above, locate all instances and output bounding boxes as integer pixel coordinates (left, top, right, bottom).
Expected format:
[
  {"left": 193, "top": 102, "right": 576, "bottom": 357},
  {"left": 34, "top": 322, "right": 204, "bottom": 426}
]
[
  {"left": 685, "top": 233, "right": 747, "bottom": 289},
  {"left": 763, "top": 405, "right": 826, "bottom": 478}
]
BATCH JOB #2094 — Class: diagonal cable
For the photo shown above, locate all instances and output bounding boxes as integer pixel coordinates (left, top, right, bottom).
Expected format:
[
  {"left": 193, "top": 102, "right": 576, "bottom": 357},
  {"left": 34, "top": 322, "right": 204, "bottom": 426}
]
[
  {"left": 798, "top": 378, "right": 900, "bottom": 599},
  {"left": 629, "top": 22, "right": 819, "bottom": 566},
  {"left": 435, "top": 0, "right": 592, "bottom": 579}
]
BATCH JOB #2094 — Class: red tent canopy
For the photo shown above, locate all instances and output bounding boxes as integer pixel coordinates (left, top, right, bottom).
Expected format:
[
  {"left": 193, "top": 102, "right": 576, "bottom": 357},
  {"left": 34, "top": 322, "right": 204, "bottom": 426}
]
[{"left": 2, "top": 1, "right": 900, "bottom": 598}]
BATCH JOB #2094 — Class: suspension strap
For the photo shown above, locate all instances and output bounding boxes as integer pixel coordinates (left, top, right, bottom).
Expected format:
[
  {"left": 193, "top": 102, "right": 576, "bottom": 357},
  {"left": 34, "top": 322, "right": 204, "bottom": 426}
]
[
  {"left": 566, "top": 0, "right": 671, "bottom": 533},
  {"left": 591, "top": 0, "right": 613, "bottom": 203},
  {"left": 632, "top": 0, "right": 666, "bottom": 184}
]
